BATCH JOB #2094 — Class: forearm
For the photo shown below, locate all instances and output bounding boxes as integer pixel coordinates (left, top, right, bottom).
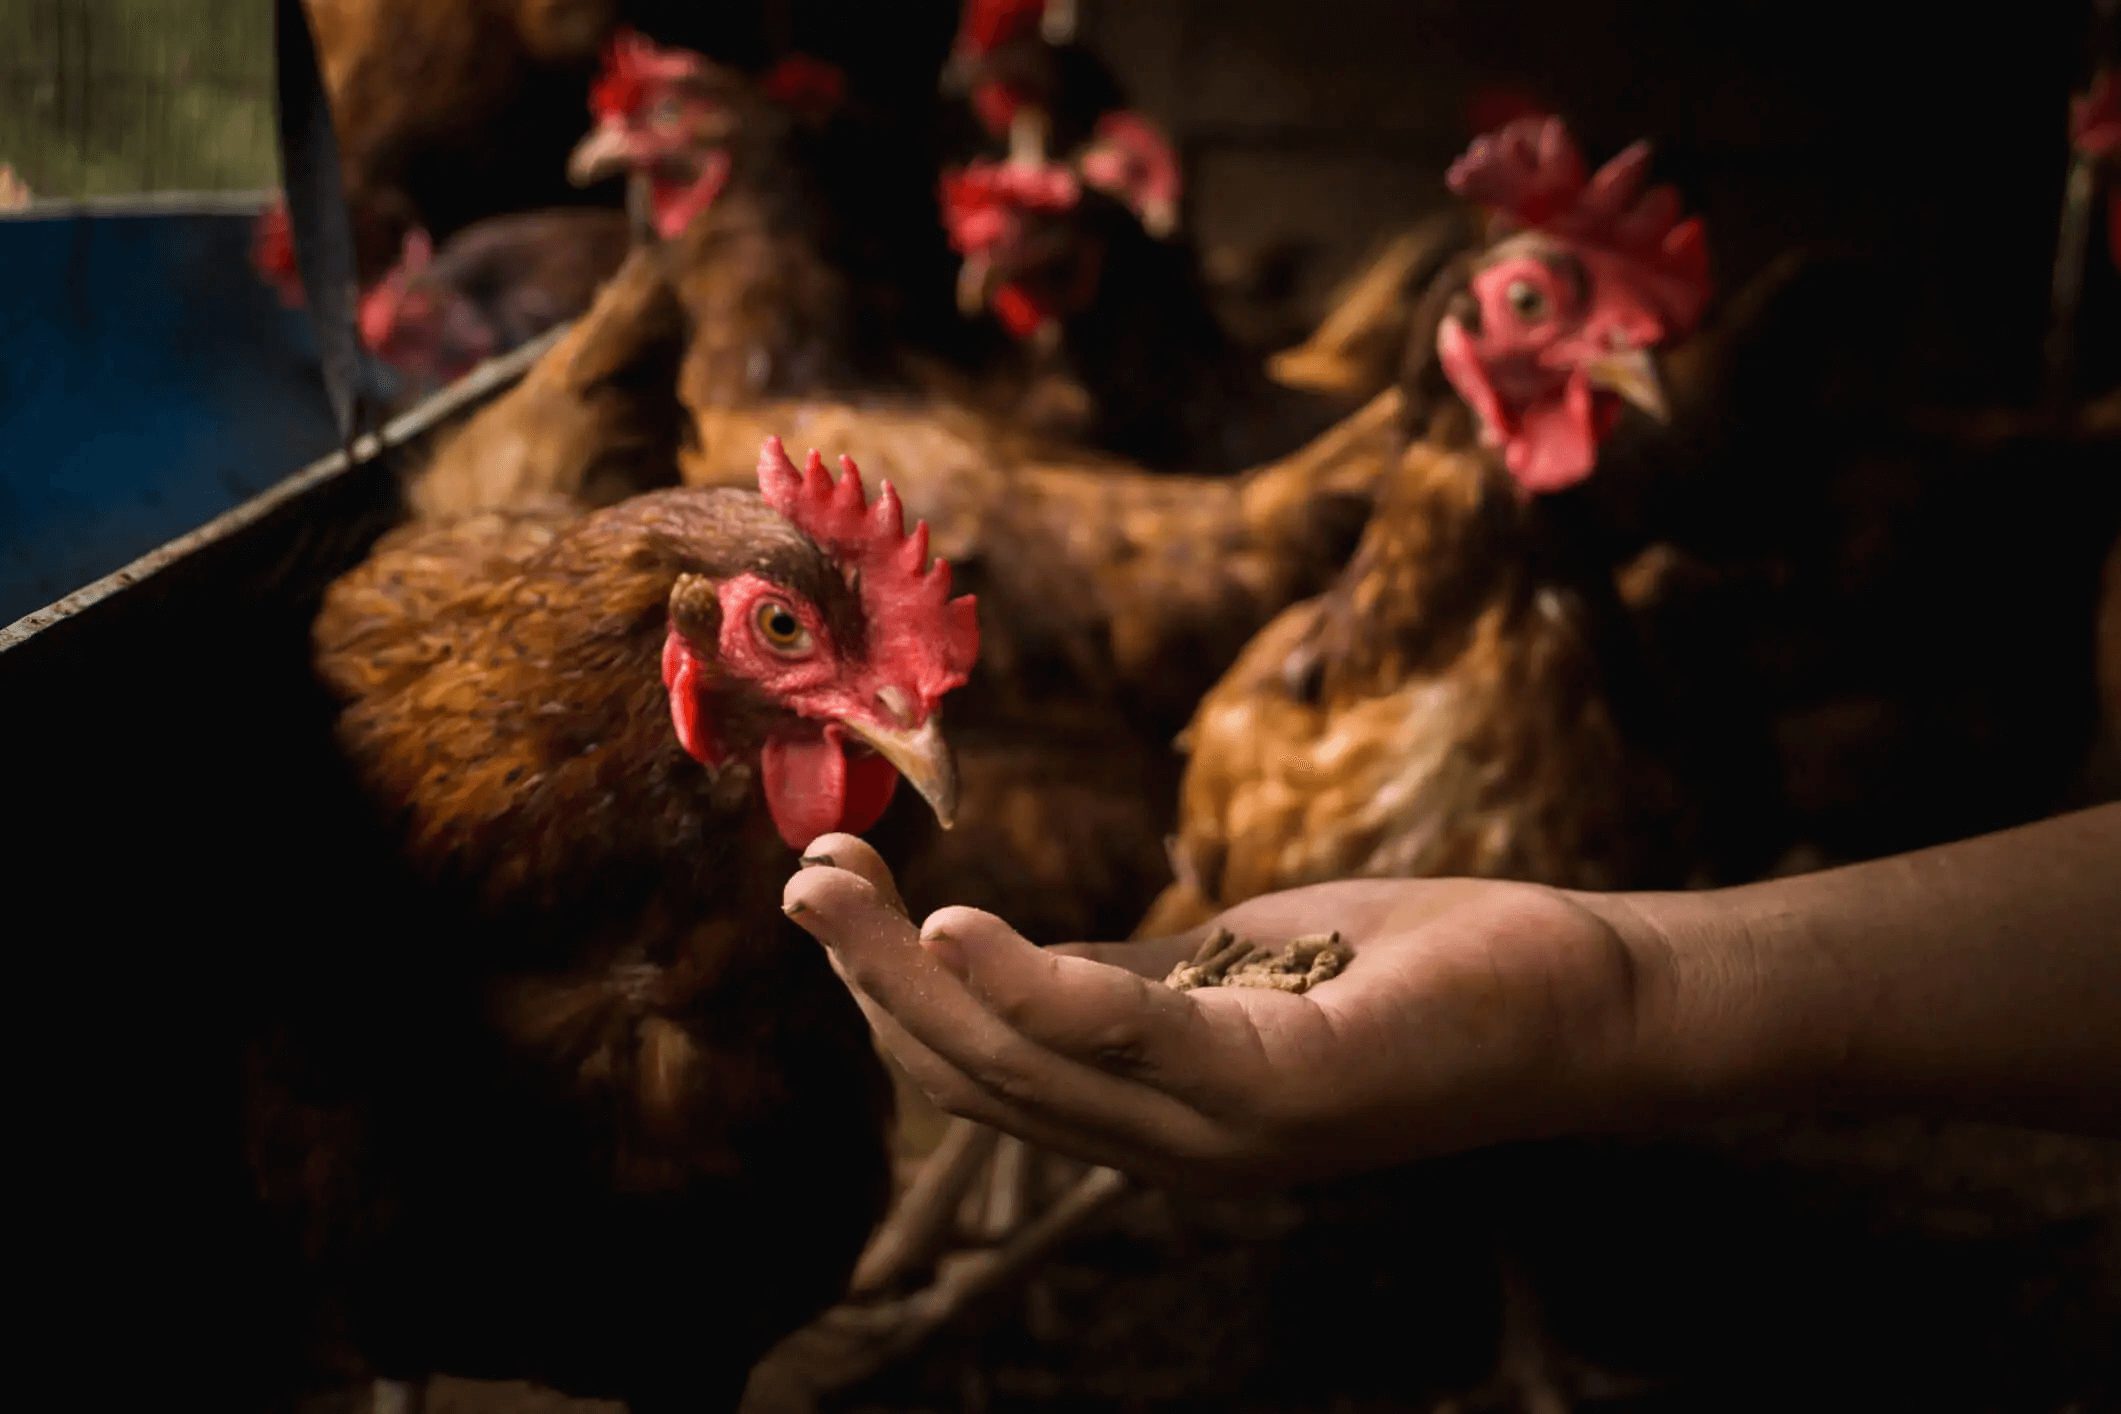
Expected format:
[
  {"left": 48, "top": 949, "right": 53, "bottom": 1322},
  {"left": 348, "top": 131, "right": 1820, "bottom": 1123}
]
[{"left": 1587, "top": 804, "right": 2121, "bottom": 1133}]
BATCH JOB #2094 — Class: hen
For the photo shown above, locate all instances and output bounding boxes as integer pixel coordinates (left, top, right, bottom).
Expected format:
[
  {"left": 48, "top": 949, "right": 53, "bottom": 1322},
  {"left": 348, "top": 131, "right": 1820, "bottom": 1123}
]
[
  {"left": 357, "top": 207, "right": 634, "bottom": 391},
  {"left": 1147, "top": 117, "right": 1725, "bottom": 932},
  {"left": 248, "top": 438, "right": 976, "bottom": 1412}
]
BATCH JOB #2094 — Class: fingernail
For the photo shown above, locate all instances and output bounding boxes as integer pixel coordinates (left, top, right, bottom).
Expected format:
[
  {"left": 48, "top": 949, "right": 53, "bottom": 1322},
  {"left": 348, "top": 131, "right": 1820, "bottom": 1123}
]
[
  {"left": 783, "top": 899, "right": 809, "bottom": 919},
  {"left": 920, "top": 927, "right": 964, "bottom": 975},
  {"left": 799, "top": 853, "right": 835, "bottom": 869}
]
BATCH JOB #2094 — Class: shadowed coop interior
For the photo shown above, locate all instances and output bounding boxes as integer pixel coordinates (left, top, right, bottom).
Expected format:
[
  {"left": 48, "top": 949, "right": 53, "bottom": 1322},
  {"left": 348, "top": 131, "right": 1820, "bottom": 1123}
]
[{"left": 2, "top": 2, "right": 2116, "bottom": 1413}]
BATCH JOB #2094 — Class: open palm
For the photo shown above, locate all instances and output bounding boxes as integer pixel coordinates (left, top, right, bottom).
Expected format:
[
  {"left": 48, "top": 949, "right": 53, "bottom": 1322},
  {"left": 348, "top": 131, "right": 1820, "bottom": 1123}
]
[{"left": 784, "top": 835, "right": 1651, "bottom": 1186}]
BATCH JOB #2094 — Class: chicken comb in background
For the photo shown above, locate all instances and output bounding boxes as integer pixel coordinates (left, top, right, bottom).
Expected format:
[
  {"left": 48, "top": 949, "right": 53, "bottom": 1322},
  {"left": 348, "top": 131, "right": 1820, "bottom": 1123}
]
[
  {"left": 756, "top": 437, "right": 980, "bottom": 709},
  {"left": 1078, "top": 110, "right": 1183, "bottom": 237},
  {"left": 939, "top": 157, "right": 1083, "bottom": 252},
  {"left": 1449, "top": 114, "right": 1712, "bottom": 341},
  {"left": 2073, "top": 69, "right": 2121, "bottom": 269},
  {"left": 590, "top": 25, "right": 704, "bottom": 120},
  {"left": 953, "top": 0, "right": 1047, "bottom": 62},
  {"left": 760, "top": 53, "right": 849, "bottom": 118}
]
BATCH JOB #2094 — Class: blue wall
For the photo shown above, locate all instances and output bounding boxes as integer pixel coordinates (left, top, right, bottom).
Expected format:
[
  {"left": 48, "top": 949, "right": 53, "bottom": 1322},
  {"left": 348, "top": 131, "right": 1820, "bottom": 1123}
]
[{"left": 0, "top": 198, "right": 342, "bottom": 623}]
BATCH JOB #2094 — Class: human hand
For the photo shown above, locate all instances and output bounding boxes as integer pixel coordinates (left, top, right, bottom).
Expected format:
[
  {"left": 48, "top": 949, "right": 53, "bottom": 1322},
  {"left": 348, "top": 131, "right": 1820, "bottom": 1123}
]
[{"left": 784, "top": 834, "right": 1659, "bottom": 1188}]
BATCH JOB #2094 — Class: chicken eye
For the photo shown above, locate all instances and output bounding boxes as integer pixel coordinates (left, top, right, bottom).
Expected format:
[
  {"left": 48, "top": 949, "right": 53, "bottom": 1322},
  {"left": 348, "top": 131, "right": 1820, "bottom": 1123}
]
[
  {"left": 651, "top": 95, "right": 686, "bottom": 127},
  {"left": 1505, "top": 279, "right": 1548, "bottom": 321},
  {"left": 753, "top": 600, "right": 812, "bottom": 654}
]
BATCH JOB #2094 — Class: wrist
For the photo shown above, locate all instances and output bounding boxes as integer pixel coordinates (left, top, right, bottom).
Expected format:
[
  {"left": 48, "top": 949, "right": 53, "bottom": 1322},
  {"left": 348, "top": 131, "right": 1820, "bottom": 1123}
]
[{"left": 1570, "top": 885, "right": 1860, "bottom": 1126}]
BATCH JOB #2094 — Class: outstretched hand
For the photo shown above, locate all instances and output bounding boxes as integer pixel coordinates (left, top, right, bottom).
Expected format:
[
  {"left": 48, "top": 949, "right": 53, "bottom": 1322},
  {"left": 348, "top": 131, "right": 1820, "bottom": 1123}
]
[{"left": 783, "top": 834, "right": 1657, "bottom": 1187}]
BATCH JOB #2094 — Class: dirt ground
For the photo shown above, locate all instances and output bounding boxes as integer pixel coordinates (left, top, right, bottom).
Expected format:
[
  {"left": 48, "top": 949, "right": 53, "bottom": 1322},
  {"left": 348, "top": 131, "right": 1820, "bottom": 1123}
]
[{"left": 315, "top": 1111, "right": 2119, "bottom": 1414}]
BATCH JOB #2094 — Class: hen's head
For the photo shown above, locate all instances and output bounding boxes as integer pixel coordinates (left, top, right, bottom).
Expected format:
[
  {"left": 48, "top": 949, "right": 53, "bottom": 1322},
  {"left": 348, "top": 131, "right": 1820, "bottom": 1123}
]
[
  {"left": 568, "top": 28, "right": 736, "bottom": 240},
  {"left": 1436, "top": 116, "right": 1711, "bottom": 495},
  {"left": 940, "top": 158, "right": 1100, "bottom": 338},
  {"left": 663, "top": 438, "right": 980, "bottom": 849},
  {"left": 357, "top": 230, "right": 498, "bottom": 388}
]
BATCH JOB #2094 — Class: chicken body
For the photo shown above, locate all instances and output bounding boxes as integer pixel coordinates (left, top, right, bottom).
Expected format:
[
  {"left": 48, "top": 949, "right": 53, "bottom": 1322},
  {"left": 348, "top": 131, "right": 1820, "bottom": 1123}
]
[
  {"left": 251, "top": 490, "right": 898, "bottom": 1410},
  {"left": 1145, "top": 439, "right": 1688, "bottom": 933}
]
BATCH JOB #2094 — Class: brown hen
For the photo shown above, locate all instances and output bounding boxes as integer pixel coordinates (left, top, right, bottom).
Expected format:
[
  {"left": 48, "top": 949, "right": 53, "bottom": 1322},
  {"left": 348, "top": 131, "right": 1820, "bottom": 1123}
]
[{"left": 251, "top": 446, "right": 976, "bottom": 1412}]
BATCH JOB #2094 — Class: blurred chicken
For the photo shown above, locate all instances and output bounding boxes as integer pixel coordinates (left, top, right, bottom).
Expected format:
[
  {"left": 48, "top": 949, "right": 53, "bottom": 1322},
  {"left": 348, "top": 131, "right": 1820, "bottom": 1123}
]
[
  {"left": 253, "top": 195, "right": 631, "bottom": 397},
  {"left": 940, "top": 155, "right": 1352, "bottom": 471},
  {"left": 252, "top": 440, "right": 975, "bottom": 1412},
  {"left": 942, "top": 0, "right": 1163, "bottom": 194},
  {"left": 356, "top": 208, "right": 633, "bottom": 390}
]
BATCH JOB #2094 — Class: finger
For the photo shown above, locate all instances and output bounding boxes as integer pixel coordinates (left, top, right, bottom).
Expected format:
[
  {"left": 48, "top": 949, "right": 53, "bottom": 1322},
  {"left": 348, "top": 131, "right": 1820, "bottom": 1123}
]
[
  {"left": 785, "top": 867, "right": 1229, "bottom": 1160},
  {"left": 799, "top": 831, "right": 908, "bottom": 918},
  {"left": 828, "top": 964, "right": 1176, "bottom": 1180},
  {"left": 924, "top": 905, "right": 1257, "bottom": 1105}
]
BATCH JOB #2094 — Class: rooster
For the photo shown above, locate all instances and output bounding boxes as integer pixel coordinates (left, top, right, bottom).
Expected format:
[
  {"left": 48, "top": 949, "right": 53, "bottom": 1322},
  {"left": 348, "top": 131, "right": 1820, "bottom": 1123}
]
[
  {"left": 1145, "top": 116, "right": 1723, "bottom": 931},
  {"left": 249, "top": 438, "right": 976, "bottom": 1413}
]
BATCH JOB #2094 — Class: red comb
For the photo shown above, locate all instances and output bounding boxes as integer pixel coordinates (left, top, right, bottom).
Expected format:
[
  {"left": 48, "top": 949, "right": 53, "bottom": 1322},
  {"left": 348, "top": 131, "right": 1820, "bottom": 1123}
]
[
  {"left": 761, "top": 54, "right": 847, "bottom": 114},
  {"left": 591, "top": 27, "right": 702, "bottom": 119},
  {"left": 939, "top": 160, "right": 1081, "bottom": 254},
  {"left": 956, "top": 0, "right": 1045, "bottom": 57},
  {"left": 1449, "top": 115, "right": 1711, "bottom": 338},
  {"left": 1079, "top": 111, "right": 1182, "bottom": 228},
  {"left": 2074, "top": 70, "right": 2121, "bottom": 161},
  {"left": 756, "top": 437, "right": 979, "bottom": 710}
]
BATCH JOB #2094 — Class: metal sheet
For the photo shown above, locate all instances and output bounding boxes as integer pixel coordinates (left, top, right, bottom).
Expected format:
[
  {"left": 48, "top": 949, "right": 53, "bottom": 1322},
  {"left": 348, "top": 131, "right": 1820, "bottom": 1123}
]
[{"left": 0, "top": 193, "right": 339, "bottom": 622}]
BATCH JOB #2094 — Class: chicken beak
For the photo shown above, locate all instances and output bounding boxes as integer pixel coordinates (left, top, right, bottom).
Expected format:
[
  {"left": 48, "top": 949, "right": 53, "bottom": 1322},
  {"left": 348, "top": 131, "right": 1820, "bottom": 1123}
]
[
  {"left": 1580, "top": 345, "right": 1670, "bottom": 423},
  {"left": 568, "top": 124, "right": 636, "bottom": 187},
  {"left": 956, "top": 255, "right": 996, "bottom": 317},
  {"left": 840, "top": 715, "right": 959, "bottom": 829}
]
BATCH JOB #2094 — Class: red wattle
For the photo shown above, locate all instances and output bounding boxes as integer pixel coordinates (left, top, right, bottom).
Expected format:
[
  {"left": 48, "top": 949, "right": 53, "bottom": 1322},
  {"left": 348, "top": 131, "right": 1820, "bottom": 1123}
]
[
  {"left": 662, "top": 628, "right": 721, "bottom": 768},
  {"left": 1505, "top": 373, "right": 1602, "bottom": 495},
  {"left": 760, "top": 727, "right": 901, "bottom": 851},
  {"left": 991, "top": 282, "right": 1052, "bottom": 339}
]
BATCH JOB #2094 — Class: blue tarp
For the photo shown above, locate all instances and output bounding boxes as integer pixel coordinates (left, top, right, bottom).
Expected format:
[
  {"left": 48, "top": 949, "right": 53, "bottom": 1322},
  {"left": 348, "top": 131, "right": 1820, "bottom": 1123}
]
[{"left": 0, "top": 196, "right": 341, "bottom": 624}]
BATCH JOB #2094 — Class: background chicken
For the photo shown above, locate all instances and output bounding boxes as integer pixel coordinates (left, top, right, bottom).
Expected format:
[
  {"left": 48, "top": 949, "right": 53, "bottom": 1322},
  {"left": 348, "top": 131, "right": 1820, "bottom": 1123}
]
[
  {"left": 940, "top": 154, "right": 1351, "bottom": 472},
  {"left": 1146, "top": 117, "right": 1742, "bottom": 932},
  {"left": 357, "top": 207, "right": 635, "bottom": 391},
  {"left": 248, "top": 441, "right": 974, "bottom": 1412}
]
